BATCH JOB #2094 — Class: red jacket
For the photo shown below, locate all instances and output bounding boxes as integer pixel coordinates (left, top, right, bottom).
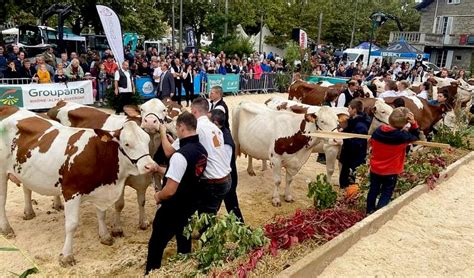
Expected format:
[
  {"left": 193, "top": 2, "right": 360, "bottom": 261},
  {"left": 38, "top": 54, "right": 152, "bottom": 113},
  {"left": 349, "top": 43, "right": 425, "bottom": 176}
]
[{"left": 369, "top": 122, "right": 419, "bottom": 175}]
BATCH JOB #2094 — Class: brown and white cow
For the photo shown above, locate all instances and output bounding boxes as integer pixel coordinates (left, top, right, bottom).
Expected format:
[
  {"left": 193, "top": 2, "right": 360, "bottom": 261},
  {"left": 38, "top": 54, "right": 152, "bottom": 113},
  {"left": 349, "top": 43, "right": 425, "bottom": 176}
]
[
  {"left": 0, "top": 106, "right": 157, "bottom": 266},
  {"left": 288, "top": 80, "right": 347, "bottom": 105},
  {"left": 232, "top": 102, "right": 340, "bottom": 206},
  {"left": 46, "top": 100, "right": 165, "bottom": 235}
]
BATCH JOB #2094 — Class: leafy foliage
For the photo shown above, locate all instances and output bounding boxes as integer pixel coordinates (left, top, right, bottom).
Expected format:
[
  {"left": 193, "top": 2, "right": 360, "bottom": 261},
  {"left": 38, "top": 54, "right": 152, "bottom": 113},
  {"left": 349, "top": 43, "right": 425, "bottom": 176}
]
[
  {"left": 207, "top": 35, "right": 254, "bottom": 58},
  {"left": 433, "top": 105, "right": 472, "bottom": 149},
  {"left": 307, "top": 174, "right": 337, "bottom": 210},
  {"left": 182, "top": 212, "right": 268, "bottom": 273}
]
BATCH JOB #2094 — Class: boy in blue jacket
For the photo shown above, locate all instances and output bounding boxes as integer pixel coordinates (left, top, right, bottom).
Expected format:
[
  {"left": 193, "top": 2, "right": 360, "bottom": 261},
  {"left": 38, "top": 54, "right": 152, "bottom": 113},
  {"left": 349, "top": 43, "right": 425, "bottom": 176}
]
[{"left": 339, "top": 99, "right": 371, "bottom": 188}]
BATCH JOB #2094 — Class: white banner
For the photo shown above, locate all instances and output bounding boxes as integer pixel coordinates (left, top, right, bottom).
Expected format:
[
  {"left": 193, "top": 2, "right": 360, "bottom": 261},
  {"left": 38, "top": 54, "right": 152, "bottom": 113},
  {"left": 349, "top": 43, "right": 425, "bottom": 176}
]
[
  {"left": 96, "top": 5, "right": 124, "bottom": 66},
  {"left": 0, "top": 81, "right": 94, "bottom": 110}
]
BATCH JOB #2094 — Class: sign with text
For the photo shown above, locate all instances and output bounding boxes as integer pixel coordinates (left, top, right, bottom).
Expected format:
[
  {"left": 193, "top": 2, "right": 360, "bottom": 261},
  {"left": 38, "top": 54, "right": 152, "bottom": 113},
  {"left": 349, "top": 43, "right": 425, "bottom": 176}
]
[
  {"left": 206, "top": 74, "right": 239, "bottom": 94},
  {"left": 0, "top": 81, "right": 94, "bottom": 109}
]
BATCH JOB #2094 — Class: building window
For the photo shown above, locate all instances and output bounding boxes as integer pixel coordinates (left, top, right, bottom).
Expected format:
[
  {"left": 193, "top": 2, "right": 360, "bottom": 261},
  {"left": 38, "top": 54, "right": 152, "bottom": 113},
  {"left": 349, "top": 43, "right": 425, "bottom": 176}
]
[
  {"left": 455, "top": 55, "right": 462, "bottom": 61},
  {"left": 447, "top": 0, "right": 460, "bottom": 4},
  {"left": 436, "top": 50, "right": 448, "bottom": 68}
]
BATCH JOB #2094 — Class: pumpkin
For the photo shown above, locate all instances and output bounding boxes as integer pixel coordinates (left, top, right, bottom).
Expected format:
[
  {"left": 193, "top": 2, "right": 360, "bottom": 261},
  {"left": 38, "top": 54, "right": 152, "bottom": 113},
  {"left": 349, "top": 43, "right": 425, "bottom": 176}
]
[{"left": 345, "top": 184, "right": 359, "bottom": 199}]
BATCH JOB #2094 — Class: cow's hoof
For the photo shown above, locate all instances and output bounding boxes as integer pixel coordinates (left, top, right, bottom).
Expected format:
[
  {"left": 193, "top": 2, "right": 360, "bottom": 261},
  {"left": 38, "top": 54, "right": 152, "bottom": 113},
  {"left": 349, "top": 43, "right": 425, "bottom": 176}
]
[
  {"left": 139, "top": 220, "right": 150, "bottom": 230},
  {"left": 53, "top": 203, "right": 64, "bottom": 211},
  {"left": 247, "top": 169, "right": 256, "bottom": 176},
  {"left": 23, "top": 211, "right": 36, "bottom": 220},
  {"left": 59, "top": 254, "right": 76, "bottom": 267},
  {"left": 272, "top": 198, "right": 281, "bottom": 207},
  {"left": 111, "top": 228, "right": 124, "bottom": 237},
  {"left": 0, "top": 226, "right": 15, "bottom": 238},
  {"left": 284, "top": 195, "right": 294, "bottom": 203},
  {"left": 100, "top": 234, "right": 114, "bottom": 246}
]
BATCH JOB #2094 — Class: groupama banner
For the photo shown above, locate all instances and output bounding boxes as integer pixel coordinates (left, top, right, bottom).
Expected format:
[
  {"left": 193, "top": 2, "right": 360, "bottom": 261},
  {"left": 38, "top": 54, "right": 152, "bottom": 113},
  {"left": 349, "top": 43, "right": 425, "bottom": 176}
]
[{"left": 0, "top": 80, "right": 94, "bottom": 109}]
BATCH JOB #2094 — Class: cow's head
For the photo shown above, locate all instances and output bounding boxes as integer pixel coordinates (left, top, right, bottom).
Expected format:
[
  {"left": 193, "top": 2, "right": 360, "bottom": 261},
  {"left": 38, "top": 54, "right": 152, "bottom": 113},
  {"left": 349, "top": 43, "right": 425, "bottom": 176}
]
[
  {"left": 139, "top": 99, "right": 167, "bottom": 134},
  {"left": 372, "top": 78, "right": 386, "bottom": 93},
  {"left": 369, "top": 100, "right": 393, "bottom": 134},
  {"left": 116, "top": 120, "right": 158, "bottom": 175},
  {"left": 304, "top": 106, "right": 340, "bottom": 145}
]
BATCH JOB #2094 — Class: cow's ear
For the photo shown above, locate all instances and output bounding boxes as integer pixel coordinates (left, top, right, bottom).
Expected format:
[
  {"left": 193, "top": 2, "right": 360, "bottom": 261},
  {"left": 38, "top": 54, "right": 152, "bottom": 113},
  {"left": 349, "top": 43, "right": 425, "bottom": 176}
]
[
  {"left": 370, "top": 105, "right": 377, "bottom": 114},
  {"left": 305, "top": 113, "right": 317, "bottom": 123},
  {"left": 94, "top": 129, "right": 114, "bottom": 142}
]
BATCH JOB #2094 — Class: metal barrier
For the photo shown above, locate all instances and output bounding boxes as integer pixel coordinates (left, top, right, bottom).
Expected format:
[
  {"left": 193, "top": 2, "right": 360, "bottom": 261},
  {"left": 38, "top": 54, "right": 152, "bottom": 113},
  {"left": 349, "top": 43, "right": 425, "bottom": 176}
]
[
  {"left": 0, "top": 78, "right": 34, "bottom": 85},
  {"left": 239, "top": 72, "right": 278, "bottom": 94}
]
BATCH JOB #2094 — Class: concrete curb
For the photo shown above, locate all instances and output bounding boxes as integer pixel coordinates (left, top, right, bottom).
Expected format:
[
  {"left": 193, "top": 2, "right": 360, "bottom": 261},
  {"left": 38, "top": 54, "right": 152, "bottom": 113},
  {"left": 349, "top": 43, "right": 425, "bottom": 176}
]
[{"left": 277, "top": 151, "right": 474, "bottom": 278}]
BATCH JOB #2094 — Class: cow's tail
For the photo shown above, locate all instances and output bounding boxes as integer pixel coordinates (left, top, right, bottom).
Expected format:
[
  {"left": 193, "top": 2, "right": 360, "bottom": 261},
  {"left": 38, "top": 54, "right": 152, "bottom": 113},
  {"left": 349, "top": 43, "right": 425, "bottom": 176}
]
[{"left": 232, "top": 104, "right": 242, "bottom": 157}]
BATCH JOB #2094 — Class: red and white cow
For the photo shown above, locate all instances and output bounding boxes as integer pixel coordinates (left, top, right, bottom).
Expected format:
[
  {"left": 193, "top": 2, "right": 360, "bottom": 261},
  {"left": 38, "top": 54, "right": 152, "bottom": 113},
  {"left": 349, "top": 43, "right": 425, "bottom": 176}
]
[
  {"left": 0, "top": 106, "right": 157, "bottom": 266},
  {"left": 47, "top": 100, "right": 165, "bottom": 235},
  {"left": 232, "top": 102, "right": 339, "bottom": 206}
]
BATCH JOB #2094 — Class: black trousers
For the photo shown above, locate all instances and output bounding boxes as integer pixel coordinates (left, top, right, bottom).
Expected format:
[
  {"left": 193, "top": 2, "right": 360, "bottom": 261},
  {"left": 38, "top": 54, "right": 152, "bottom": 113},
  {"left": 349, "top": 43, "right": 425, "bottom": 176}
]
[
  {"left": 224, "top": 176, "right": 244, "bottom": 222},
  {"left": 174, "top": 79, "right": 182, "bottom": 103},
  {"left": 183, "top": 83, "right": 193, "bottom": 105},
  {"left": 115, "top": 92, "right": 133, "bottom": 114},
  {"left": 145, "top": 204, "right": 194, "bottom": 274}
]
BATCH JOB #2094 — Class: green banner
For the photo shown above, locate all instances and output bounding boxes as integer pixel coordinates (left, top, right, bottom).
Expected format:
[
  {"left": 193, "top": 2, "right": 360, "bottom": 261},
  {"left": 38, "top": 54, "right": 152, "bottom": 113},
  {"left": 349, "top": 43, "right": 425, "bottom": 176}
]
[
  {"left": 0, "top": 86, "right": 24, "bottom": 107},
  {"left": 207, "top": 74, "right": 240, "bottom": 93}
]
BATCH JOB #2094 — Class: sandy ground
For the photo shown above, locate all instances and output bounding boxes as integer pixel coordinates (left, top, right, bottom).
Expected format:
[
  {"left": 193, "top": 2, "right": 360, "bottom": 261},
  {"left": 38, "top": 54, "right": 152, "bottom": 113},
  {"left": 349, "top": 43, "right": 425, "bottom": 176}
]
[
  {"left": 0, "top": 92, "right": 330, "bottom": 276},
  {"left": 320, "top": 158, "right": 474, "bottom": 277}
]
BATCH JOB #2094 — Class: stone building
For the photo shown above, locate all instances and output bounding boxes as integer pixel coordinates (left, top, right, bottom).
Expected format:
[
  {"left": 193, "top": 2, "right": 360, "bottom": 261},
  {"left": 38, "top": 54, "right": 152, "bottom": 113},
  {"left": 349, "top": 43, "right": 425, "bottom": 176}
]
[{"left": 389, "top": 0, "right": 474, "bottom": 71}]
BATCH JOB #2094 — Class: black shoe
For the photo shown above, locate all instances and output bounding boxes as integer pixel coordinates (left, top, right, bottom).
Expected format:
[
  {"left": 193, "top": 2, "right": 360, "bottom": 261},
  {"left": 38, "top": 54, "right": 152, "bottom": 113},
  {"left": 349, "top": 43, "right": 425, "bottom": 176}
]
[{"left": 316, "top": 154, "right": 326, "bottom": 165}]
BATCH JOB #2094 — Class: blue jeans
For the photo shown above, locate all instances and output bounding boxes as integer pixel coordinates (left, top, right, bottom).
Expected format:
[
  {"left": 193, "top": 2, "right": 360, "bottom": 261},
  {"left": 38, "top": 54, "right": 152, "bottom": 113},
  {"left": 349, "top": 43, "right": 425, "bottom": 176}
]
[
  {"left": 198, "top": 178, "right": 231, "bottom": 215},
  {"left": 97, "top": 81, "right": 107, "bottom": 101},
  {"left": 366, "top": 172, "right": 398, "bottom": 214}
]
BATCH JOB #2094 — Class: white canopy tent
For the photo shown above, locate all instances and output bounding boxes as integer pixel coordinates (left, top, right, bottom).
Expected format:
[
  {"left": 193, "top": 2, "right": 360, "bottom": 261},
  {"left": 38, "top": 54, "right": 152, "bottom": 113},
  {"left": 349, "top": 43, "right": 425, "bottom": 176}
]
[{"left": 1, "top": 27, "right": 19, "bottom": 35}]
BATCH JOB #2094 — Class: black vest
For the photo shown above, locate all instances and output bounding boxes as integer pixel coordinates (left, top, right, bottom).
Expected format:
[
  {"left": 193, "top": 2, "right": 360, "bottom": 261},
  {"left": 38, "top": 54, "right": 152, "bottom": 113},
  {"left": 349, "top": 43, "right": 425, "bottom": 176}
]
[
  {"left": 118, "top": 69, "right": 129, "bottom": 89},
  {"left": 343, "top": 89, "right": 354, "bottom": 107},
  {"left": 221, "top": 127, "right": 237, "bottom": 187},
  {"left": 211, "top": 99, "right": 230, "bottom": 129},
  {"left": 162, "top": 135, "right": 207, "bottom": 209}
]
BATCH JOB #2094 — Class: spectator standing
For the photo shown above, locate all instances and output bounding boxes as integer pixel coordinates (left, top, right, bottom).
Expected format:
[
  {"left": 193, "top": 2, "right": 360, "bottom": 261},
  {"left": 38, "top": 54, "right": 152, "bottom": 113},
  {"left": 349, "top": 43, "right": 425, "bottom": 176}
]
[
  {"left": 34, "top": 56, "right": 55, "bottom": 78},
  {"left": 158, "top": 63, "right": 175, "bottom": 99},
  {"left": 43, "top": 47, "right": 57, "bottom": 68},
  {"left": 65, "top": 58, "right": 85, "bottom": 81},
  {"left": 54, "top": 68, "right": 69, "bottom": 83},
  {"left": 114, "top": 60, "right": 135, "bottom": 114},
  {"left": 60, "top": 53, "right": 70, "bottom": 68},
  {"left": 171, "top": 58, "right": 183, "bottom": 103},
  {"left": 145, "top": 112, "right": 208, "bottom": 274},
  {"left": 182, "top": 63, "right": 194, "bottom": 106},
  {"left": 103, "top": 55, "right": 119, "bottom": 80},
  {"left": 19, "top": 60, "right": 37, "bottom": 79},
  {"left": 36, "top": 64, "right": 52, "bottom": 83},
  {"left": 253, "top": 61, "right": 263, "bottom": 80},
  {"left": 97, "top": 63, "right": 108, "bottom": 106},
  {"left": 0, "top": 46, "right": 7, "bottom": 77},
  {"left": 3, "top": 60, "right": 21, "bottom": 79}
]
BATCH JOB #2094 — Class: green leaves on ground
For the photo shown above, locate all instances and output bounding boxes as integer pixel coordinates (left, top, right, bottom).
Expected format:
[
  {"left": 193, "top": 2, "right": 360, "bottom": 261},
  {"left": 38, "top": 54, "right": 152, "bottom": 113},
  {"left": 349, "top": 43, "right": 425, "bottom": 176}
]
[
  {"left": 181, "top": 212, "right": 268, "bottom": 273},
  {"left": 307, "top": 174, "right": 337, "bottom": 209}
]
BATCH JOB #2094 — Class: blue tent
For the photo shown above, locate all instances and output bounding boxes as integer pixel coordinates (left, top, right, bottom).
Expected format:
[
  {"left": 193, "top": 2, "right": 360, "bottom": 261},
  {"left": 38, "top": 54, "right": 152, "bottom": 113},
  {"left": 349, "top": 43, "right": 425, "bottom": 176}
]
[
  {"left": 354, "top": 42, "right": 380, "bottom": 51},
  {"left": 380, "top": 40, "right": 429, "bottom": 59}
]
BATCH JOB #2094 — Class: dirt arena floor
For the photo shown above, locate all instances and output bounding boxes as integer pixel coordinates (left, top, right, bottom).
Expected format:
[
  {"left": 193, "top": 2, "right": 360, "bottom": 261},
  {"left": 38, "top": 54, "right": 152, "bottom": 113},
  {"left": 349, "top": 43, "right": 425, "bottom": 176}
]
[{"left": 0, "top": 93, "right": 331, "bottom": 276}]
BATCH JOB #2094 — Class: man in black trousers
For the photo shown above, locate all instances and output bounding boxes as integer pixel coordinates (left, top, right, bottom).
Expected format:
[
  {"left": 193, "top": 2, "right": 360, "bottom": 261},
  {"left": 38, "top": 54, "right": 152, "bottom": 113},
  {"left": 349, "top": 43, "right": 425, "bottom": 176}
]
[
  {"left": 209, "top": 109, "right": 244, "bottom": 222},
  {"left": 145, "top": 112, "right": 208, "bottom": 274},
  {"left": 158, "top": 62, "right": 175, "bottom": 100}
]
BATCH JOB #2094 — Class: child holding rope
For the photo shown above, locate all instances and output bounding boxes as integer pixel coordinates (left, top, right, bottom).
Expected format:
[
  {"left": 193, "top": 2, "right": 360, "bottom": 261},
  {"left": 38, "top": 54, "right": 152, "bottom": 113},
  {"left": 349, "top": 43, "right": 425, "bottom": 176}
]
[{"left": 367, "top": 107, "right": 420, "bottom": 214}]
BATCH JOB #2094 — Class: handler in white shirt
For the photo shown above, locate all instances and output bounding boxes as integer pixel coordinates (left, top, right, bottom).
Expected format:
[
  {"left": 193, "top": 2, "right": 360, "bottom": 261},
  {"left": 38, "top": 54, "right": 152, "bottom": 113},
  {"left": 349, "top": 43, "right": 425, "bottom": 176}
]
[
  {"left": 378, "top": 80, "right": 407, "bottom": 99},
  {"left": 160, "top": 97, "right": 231, "bottom": 214}
]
